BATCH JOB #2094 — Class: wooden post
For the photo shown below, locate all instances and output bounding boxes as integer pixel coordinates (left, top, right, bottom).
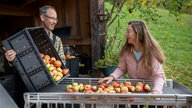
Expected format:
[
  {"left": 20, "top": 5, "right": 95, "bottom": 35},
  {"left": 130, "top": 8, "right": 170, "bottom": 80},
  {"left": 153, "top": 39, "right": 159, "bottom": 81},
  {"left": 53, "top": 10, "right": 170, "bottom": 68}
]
[
  {"left": 90, "top": 0, "right": 105, "bottom": 67},
  {"left": 186, "top": 97, "right": 192, "bottom": 108}
]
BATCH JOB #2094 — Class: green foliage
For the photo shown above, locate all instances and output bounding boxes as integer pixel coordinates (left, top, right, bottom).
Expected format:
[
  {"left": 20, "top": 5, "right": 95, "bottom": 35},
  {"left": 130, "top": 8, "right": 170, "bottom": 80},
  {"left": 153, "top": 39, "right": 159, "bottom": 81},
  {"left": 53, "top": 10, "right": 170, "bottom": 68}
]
[{"left": 105, "top": 2, "right": 192, "bottom": 89}]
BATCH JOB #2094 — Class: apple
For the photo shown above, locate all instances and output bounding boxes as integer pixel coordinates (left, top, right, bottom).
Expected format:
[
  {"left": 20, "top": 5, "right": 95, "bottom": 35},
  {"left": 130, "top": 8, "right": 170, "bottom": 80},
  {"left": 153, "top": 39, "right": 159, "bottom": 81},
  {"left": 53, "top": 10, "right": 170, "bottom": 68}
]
[
  {"left": 125, "top": 81, "right": 132, "bottom": 88},
  {"left": 84, "top": 84, "right": 91, "bottom": 91},
  {"left": 50, "top": 72, "right": 54, "bottom": 77},
  {"left": 40, "top": 53, "right": 45, "bottom": 58},
  {"left": 57, "top": 67, "right": 63, "bottom": 73},
  {"left": 107, "top": 85, "right": 114, "bottom": 91},
  {"left": 44, "top": 60, "right": 50, "bottom": 65},
  {"left": 99, "top": 85, "right": 105, "bottom": 90},
  {"left": 114, "top": 87, "right": 121, "bottom": 93},
  {"left": 91, "top": 86, "right": 97, "bottom": 91},
  {"left": 79, "top": 83, "right": 84, "bottom": 87},
  {"left": 50, "top": 57, "right": 56, "bottom": 64},
  {"left": 128, "top": 86, "right": 135, "bottom": 92},
  {"left": 57, "top": 72, "right": 63, "bottom": 78},
  {"left": 119, "top": 82, "right": 125, "bottom": 88},
  {"left": 65, "top": 54, "right": 71, "bottom": 59},
  {"left": 48, "top": 66, "right": 55, "bottom": 72},
  {"left": 52, "top": 69, "right": 58, "bottom": 74},
  {"left": 143, "top": 84, "right": 151, "bottom": 92},
  {"left": 135, "top": 85, "right": 144, "bottom": 92},
  {"left": 136, "top": 82, "right": 144, "bottom": 88},
  {"left": 44, "top": 55, "right": 50, "bottom": 61},
  {"left": 73, "top": 85, "right": 80, "bottom": 92},
  {"left": 54, "top": 60, "right": 62, "bottom": 68},
  {"left": 46, "top": 63, "right": 51, "bottom": 68},
  {"left": 66, "top": 84, "right": 73, "bottom": 89},
  {"left": 112, "top": 81, "right": 120, "bottom": 88},
  {"left": 84, "top": 89, "right": 93, "bottom": 93},
  {"left": 100, "top": 82, "right": 108, "bottom": 88},
  {"left": 121, "top": 86, "right": 129, "bottom": 93},
  {"left": 55, "top": 76, "right": 62, "bottom": 82},
  {"left": 103, "top": 88, "right": 110, "bottom": 93},
  {"left": 97, "top": 87, "right": 103, "bottom": 93},
  {"left": 79, "top": 86, "right": 84, "bottom": 92},
  {"left": 72, "top": 82, "right": 78, "bottom": 87},
  {"left": 62, "top": 69, "right": 69, "bottom": 75},
  {"left": 109, "top": 90, "right": 116, "bottom": 93},
  {"left": 66, "top": 88, "right": 74, "bottom": 93}
]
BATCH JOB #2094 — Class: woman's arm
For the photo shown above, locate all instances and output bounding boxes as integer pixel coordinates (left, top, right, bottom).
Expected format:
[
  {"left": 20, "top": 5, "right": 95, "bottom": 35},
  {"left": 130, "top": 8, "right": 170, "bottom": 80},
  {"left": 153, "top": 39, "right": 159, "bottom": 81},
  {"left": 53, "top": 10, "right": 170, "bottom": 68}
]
[{"left": 151, "top": 58, "right": 166, "bottom": 94}]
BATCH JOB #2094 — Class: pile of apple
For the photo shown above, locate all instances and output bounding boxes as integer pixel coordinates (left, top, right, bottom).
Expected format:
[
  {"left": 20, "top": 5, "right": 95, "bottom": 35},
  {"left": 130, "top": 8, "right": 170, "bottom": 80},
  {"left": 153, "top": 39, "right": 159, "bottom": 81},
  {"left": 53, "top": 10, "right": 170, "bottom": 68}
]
[
  {"left": 65, "top": 81, "right": 150, "bottom": 93},
  {"left": 40, "top": 53, "right": 69, "bottom": 82}
]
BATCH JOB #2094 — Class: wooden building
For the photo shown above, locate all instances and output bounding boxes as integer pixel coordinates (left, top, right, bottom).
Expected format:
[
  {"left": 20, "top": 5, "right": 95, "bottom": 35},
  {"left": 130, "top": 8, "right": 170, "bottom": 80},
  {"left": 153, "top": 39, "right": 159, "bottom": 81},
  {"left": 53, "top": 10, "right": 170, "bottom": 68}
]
[{"left": 0, "top": 0, "right": 106, "bottom": 72}]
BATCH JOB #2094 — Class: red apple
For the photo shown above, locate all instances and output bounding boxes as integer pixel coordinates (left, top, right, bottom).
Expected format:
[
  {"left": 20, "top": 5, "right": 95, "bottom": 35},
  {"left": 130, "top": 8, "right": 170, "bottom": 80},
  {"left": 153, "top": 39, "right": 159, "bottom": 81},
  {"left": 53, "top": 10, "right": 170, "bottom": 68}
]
[
  {"left": 128, "top": 86, "right": 135, "bottom": 92},
  {"left": 62, "top": 69, "right": 69, "bottom": 75},
  {"left": 135, "top": 85, "right": 144, "bottom": 92},
  {"left": 40, "top": 53, "right": 44, "bottom": 58},
  {"left": 65, "top": 54, "right": 71, "bottom": 59},
  {"left": 99, "top": 85, "right": 105, "bottom": 90},
  {"left": 50, "top": 57, "right": 56, "bottom": 64},
  {"left": 84, "top": 84, "right": 91, "bottom": 91},
  {"left": 143, "top": 84, "right": 151, "bottom": 92},
  {"left": 67, "top": 88, "right": 74, "bottom": 93},
  {"left": 125, "top": 81, "right": 132, "bottom": 88},
  {"left": 44, "top": 60, "right": 50, "bottom": 65},
  {"left": 91, "top": 86, "right": 97, "bottom": 91},
  {"left": 136, "top": 82, "right": 144, "bottom": 88},
  {"left": 54, "top": 60, "right": 62, "bottom": 68},
  {"left": 84, "top": 89, "right": 94, "bottom": 93},
  {"left": 100, "top": 82, "right": 108, "bottom": 88},
  {"left": 112, "top": 81, "right": 120, "bottom": 88},
  {"left": 103, "top": 88, "right": 110, "bottom": 93}
]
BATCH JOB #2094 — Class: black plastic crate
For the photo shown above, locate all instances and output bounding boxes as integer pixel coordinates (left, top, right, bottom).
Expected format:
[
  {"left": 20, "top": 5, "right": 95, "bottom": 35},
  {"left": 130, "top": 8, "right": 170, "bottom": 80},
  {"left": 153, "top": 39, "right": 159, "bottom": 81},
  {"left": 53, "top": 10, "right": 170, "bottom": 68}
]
[
  {"left": 78, "top": 54, "right": 91, "bottom": 74},
  {"left": 0, "top": 75, "right": 16, "bottom": 100},
  {"left": 2, "top": 27, "right": 68, "bottom": 92},
  {"left": 66, "top": 57, "right": 79, "bottom": 77}
]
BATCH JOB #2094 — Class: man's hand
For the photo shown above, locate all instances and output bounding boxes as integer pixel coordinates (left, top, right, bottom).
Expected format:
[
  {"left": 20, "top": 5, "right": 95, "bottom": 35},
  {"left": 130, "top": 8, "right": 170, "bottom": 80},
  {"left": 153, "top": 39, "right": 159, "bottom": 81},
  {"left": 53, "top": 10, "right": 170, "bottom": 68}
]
[{"left": 3, "top": 47, "right": 16, "bottom": 62}]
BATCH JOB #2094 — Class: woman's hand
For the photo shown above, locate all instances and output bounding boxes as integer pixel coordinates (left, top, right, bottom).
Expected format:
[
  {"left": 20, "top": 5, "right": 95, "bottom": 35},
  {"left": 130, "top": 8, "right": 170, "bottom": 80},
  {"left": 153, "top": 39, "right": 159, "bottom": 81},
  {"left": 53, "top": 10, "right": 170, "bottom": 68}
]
[
  {"left": 3, "top": 47, "right": 16, "bottom": 62},
  {"left": 98, "top": 75, "right": 114, "bottom": 84}
]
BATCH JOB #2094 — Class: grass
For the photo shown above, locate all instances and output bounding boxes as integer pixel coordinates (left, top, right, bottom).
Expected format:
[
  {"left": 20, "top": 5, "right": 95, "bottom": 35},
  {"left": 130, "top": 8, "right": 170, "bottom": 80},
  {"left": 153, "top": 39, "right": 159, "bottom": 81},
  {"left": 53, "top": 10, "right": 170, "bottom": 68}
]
[{"left": 106, "top": 3, "right": 192, "bottom": 89}]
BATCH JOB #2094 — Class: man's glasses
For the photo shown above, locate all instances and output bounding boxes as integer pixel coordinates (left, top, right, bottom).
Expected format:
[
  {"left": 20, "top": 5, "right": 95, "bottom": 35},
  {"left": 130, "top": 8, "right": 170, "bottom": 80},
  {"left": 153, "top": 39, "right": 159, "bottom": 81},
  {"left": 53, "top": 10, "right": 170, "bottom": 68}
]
[{"left": 44, "top": 15, "right": 58, "bottom": 22}]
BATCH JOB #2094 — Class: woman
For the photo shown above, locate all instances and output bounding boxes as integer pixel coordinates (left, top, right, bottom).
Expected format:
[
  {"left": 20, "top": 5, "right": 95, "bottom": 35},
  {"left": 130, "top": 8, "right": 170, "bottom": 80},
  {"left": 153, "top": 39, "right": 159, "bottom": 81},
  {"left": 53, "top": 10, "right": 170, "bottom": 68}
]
[{"left": 99, "top": 20, "right": 166, "bottom": 94}]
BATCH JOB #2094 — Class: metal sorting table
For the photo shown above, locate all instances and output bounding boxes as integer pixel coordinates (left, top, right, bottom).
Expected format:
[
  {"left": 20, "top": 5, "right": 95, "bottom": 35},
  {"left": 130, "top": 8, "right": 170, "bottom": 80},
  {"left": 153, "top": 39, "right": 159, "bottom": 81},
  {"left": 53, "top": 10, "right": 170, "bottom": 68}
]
[{"left": 24, "top": 78, "right": 192, "bottom": 108}]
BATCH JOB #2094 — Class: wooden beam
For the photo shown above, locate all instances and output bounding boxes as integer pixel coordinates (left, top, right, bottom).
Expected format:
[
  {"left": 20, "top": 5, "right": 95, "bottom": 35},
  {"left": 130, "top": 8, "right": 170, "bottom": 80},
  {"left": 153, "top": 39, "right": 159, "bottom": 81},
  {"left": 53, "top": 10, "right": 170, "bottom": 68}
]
[
  {"left": 62, "top": 38, "right": 91, "bottom": 45},
  {"left": 20, "top": 0, "right": 37, "bottom": 7},
  {"left": 0, "top": 4, "right": 38, "bottom": 16}
]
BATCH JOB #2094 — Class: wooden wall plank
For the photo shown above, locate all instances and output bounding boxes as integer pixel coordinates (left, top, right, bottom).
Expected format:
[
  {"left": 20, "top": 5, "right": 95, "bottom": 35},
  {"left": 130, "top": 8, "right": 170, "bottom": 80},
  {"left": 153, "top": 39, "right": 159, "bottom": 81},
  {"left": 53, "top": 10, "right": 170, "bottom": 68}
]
[{"left": 0, "top": 4, "right": 38, "bottom": 16}]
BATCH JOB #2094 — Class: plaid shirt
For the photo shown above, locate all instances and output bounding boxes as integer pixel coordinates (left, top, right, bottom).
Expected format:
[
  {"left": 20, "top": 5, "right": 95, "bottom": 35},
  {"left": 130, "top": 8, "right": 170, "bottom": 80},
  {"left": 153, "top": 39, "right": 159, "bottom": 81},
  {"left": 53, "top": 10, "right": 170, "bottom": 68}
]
[{"left": 49, "top": 31, "right": 66, "bottom": 64}]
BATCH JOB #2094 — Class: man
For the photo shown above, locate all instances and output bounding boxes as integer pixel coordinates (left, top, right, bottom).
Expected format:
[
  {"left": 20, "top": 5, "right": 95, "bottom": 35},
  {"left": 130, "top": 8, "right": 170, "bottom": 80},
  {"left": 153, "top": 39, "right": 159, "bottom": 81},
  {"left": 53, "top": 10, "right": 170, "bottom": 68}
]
[
  {"left": 39, "top": 5, "right": 66, "bottom": 63},
  {"left": 3, "top": 5, "right": 66, "bottom": 108},
  {"left": 5, "top": 5, "right": 66, "bottom": 64}
]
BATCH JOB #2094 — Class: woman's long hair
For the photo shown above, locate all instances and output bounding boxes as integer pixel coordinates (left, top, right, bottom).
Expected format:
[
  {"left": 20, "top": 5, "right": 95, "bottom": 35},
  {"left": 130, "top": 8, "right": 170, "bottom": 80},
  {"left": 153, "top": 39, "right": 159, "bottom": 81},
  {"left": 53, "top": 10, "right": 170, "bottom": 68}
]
[{"left": 119, "top": 20, "right": 166, "bottom": 71}]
